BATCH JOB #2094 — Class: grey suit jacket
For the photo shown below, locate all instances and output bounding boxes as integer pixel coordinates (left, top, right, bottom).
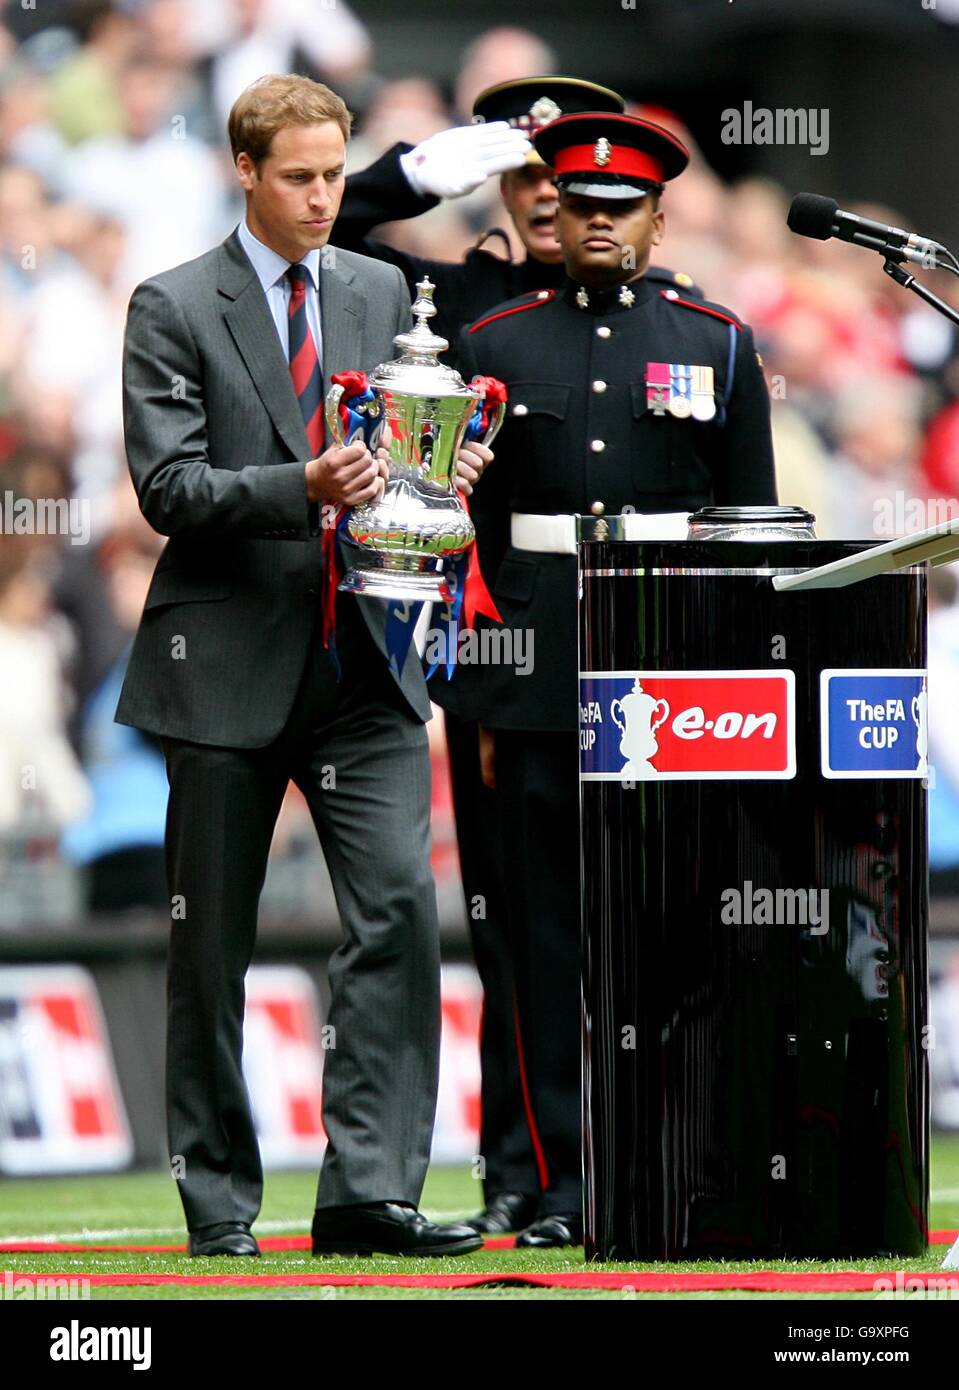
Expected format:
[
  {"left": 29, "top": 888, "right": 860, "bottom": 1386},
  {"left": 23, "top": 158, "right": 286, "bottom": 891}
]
[{"left": 115, "top": 228, "right": 430, "bottom": 746}]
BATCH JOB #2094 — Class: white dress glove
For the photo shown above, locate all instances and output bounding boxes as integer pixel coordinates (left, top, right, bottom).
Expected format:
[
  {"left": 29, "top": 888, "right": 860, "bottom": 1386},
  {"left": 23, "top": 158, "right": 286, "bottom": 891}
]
[{"left": 399, "top": 121, "right": 532, "bottom": 199}]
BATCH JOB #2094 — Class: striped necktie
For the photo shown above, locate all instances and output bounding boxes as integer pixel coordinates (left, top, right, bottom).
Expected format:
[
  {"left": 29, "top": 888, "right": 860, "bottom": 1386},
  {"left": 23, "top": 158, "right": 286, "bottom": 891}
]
[{"left": 286, "top": 263, "right": 323, "bottom": 454}]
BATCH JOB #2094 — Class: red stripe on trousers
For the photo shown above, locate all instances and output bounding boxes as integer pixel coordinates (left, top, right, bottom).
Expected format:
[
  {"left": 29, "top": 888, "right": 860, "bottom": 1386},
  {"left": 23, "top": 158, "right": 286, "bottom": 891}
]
[{"left": 512, "top": 993, "right": 550, "bottom": 1193}]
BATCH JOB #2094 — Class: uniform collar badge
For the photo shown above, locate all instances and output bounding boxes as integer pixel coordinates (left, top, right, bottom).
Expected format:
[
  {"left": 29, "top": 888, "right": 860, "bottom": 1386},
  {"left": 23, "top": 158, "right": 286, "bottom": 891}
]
[
  {"left": 576, "top": 286, "right": 590, "bottom": 309},
  {"left": 618, "top": 286, "right": 636, "bottom": 308}
]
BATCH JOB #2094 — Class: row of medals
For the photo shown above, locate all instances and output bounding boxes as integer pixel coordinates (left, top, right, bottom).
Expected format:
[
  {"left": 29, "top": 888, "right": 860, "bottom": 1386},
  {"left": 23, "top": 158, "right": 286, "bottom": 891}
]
[{"left": 646, "top": 364, "right": 717, "bottom": 421}]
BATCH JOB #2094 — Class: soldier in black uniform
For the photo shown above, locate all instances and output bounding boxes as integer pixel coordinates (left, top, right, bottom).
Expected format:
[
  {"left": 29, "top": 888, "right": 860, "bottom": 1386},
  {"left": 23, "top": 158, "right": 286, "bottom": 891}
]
[
  {"left": 332, "top": 84, "right": 704, "bottom": 1236},
  {"left": 454, "top": 112, "right": 778, "bottom": 1247},
  {"left": 335, "top": 78, "right": 692, "bottom": 363}
]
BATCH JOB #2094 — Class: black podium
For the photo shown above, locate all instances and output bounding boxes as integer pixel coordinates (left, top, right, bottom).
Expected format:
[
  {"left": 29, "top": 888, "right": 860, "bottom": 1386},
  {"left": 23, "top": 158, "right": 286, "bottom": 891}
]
[{"left": 579, "top": 534, "right": 928, "bottom": 1260}]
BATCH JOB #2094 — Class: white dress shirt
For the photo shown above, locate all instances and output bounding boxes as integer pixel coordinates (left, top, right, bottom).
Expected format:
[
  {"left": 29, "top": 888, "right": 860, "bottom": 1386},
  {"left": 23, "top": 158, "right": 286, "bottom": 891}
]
[{"left": 236, "top": 217, "right": 323, "bottom": 369}]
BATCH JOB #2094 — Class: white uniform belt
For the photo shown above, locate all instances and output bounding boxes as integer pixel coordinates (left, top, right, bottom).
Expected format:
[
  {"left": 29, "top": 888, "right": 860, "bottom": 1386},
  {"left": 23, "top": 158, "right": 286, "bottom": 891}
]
[{"left": 509, "top": 511, "right": 691, "bottom": 554}]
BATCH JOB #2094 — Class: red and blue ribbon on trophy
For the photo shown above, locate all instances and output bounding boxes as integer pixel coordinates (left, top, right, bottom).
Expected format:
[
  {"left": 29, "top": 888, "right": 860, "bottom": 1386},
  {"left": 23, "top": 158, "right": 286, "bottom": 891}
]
[{"left": 322, "top": 370, "right": 505, "bottom": 680}]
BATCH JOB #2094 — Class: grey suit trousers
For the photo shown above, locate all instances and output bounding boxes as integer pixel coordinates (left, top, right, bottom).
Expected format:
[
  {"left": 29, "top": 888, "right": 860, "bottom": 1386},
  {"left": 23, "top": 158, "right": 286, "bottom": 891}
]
[{"left": 161, "top": 601, "right": 441, "bottom": 1229}]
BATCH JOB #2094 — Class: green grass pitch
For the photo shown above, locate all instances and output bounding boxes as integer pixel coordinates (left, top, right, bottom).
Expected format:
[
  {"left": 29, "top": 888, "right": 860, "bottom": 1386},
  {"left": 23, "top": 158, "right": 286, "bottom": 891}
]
[{"left": 1, "top": 1136, "right": 957, "bottom": 1300}]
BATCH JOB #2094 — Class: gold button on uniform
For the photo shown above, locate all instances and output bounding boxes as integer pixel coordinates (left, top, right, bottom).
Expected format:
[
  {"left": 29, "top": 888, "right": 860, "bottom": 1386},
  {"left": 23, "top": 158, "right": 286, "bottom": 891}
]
[
  {"left": 596, "top": 326, "right": 612, "bottom": 339},
  {"left": 590, "top": 439, "right": 605, "bottom": 453},
  {"left": 592, "top": 379, "right": 607, "bottom": 393},
  {"left": 591, "top": 500, "right": 605, "bottom": 516}
]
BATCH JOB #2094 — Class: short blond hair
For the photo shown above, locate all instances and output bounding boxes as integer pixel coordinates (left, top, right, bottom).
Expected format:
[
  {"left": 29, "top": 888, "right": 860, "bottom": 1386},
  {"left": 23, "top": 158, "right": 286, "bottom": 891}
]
[{"left": 228, "top": 73, "right": 352, "bottom": 166}]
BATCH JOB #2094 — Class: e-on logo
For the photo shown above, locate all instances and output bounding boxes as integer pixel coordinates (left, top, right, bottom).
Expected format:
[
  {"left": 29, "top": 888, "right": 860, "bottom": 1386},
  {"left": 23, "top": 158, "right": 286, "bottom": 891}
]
[{"left": 579, "top": 670, "right": 796, "bottom": 781}]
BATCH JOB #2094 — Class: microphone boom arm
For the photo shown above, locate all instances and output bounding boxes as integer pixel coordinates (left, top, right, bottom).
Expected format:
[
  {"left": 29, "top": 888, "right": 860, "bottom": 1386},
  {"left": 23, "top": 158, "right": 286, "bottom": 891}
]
[{"left": 882, "top": 257, "right": 959, "bottom": 330}]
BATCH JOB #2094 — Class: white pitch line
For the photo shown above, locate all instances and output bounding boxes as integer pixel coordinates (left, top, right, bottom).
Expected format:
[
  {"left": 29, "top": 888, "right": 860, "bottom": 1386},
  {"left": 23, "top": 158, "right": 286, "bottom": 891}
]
[
  {"left": 1, "top": 1219, "right": 304, "bottom": 1244},
  {"left": 0, "top": 1210, "right": 475, "bottom": 1245}
]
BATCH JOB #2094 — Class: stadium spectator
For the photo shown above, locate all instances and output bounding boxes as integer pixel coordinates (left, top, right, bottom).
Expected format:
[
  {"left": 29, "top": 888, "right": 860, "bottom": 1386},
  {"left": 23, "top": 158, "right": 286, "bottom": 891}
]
[
  {"left": 206, "top": 0, "right": 373, "bottom": 134},
  {"left": 61, "top": 54, "right": 231, "bottom": 292},
  {"left": 825, "top": 375, "right": 924, "bottom": 539},
  {"left": 0, "top": 531, "right": 89, "bottom": 836},
  {"left": 60, "top": 484, "right": 168, "bottom": 915},
  {"left": 453, "top": 27, "right": 557, "bottom": 121},
  {"left": 47, "top": 0, "right": 136, "bottom": 146},
  {"left": 0, "top": 15, "right": 953, "bottom": 899}
]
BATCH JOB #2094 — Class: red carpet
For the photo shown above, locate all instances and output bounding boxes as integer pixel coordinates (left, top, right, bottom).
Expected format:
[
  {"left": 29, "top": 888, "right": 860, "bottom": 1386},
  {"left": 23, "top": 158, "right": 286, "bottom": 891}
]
[
  {"left": 3, "top": 1268, "right": 959, "bottom": 1292},
  {"left": 0, "top": 1231, "right": 954, "bottom": 1255},
  {"left": 3, "top": 1231, "right": 957, "bottom": 1291}
]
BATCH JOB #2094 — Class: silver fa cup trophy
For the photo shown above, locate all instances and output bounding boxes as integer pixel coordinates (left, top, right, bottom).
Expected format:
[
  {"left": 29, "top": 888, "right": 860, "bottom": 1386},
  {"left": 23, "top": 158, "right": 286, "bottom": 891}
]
[{"left": 324, "top": 278, "right": 506, "bottom": 602}]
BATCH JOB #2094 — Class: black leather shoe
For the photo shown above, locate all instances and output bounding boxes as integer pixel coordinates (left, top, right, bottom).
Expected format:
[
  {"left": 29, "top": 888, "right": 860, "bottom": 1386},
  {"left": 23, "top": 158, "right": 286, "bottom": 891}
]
[
  {"left": 463, "top": 1191, "right": 539, "bottom": 1235},
  {"left": 312, "top": 1202, "right": 484, "bottom": 1257},
  {"left": 188, "top": 1222, "right": 261, "bottom": 1257},
  {"left": 515, "top": 1213, "right": 584, "bottom": 1249}
]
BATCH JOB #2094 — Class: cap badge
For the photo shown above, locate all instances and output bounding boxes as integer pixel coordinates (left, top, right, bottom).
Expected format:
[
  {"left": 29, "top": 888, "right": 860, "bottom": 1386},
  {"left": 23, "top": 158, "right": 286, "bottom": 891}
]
[
  {"left": 593, "top": 137, "right": 612, "bottom": 167},
  {"left": 529, "top": 96, "right": 563, "bottom": 125}
]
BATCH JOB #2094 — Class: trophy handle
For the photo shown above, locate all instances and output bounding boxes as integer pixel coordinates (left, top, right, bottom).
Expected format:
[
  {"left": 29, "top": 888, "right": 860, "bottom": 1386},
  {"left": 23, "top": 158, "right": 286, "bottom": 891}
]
[
  {"left": 469, "top": 377, "right": 507, "bottom": 447},
  {"left": 325, "top": 383, "right": 346, "bottom": 449},
  {"left": 481, "top": 399, "right": 506, "bottom": 447}
]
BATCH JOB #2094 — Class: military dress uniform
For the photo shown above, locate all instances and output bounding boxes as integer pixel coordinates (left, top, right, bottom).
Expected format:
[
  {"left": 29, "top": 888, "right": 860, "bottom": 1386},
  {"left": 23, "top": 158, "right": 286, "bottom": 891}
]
[
  {"left": 452, "top": 112, "right": 778, "bottom": 1236},
  {"left": 336, "top": 155, "right": 700, "bottom": 368},
  {"left": 330, "top": 81, "right": 703, "bottom": 1229},
  {"left": 333, "top": 78, "right": 630, "bottom": 367}
]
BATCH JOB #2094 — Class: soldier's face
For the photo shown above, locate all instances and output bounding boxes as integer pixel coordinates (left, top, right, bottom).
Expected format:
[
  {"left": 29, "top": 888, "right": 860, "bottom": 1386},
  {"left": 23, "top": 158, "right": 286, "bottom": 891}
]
[
  {"left": 236, "top": 122, "right": 346, "bottom": 262},
  {"left": 500, "top": 164, "right": 563, "bottom": 264},
  {"left": 557, "top": 191, "right": 665, "bottom": 284}
]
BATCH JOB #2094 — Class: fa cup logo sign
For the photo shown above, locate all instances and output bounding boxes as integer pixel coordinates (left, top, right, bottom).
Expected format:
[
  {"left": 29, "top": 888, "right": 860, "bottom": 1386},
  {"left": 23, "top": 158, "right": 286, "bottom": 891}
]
[
  {"left": 912, "top": 678, "right": 928, "bottom": 778},
  {"left": 610, "top": 679, "right": 670, "bottom": 776}
]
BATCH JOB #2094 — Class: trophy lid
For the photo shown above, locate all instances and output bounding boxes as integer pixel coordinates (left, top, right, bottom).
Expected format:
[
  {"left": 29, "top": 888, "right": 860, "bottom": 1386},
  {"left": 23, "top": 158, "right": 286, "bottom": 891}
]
[{"left": 368, "top": 279, "right": 478, "bottom": 397}]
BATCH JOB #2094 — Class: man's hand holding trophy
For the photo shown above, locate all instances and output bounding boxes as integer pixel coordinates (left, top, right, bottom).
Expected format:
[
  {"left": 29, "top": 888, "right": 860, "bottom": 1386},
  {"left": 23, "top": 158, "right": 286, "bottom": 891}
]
[{"left": 321, "top": 278, "right": 506, "bottom": 603}]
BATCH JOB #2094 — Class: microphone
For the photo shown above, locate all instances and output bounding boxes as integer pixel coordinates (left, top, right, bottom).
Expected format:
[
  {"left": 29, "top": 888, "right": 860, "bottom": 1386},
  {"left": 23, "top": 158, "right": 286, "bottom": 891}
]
[{"left": 787, "top": 192, "right": 945, "bottom": 267}]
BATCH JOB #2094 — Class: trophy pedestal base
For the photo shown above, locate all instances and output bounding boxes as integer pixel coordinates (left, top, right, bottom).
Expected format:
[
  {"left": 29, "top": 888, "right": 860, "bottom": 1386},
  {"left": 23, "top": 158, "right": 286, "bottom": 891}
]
[{"left": 338, "top": 564, "right": 454, "bottom": 603}]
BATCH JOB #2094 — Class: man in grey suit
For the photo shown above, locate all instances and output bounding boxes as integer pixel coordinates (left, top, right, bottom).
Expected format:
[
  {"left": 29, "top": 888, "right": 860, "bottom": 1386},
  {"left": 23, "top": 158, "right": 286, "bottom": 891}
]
[{"left": 117, "top": 73, "right": 489, "bottom": 1258}]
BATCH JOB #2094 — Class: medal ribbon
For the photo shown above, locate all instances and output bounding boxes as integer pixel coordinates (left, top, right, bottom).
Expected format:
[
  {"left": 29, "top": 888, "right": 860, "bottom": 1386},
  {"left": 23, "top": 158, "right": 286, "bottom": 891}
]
[{"left": 669, "top": 363, "right": 692, "bottom": 413}]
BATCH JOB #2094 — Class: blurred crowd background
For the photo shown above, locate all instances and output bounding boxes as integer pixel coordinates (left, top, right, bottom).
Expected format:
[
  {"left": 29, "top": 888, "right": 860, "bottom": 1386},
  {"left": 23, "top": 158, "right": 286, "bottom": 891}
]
[{"left": 2, "top": 0, "right": 959, "bottom": 922}]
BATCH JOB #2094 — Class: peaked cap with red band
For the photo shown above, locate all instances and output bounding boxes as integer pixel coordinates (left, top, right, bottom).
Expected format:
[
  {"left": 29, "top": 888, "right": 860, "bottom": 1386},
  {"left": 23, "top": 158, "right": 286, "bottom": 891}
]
[
  {"left": 472, "top": 77, "right": 625, "bottom": 166},
  {"left": 533, "top": 112, "right": 690, "bottom": 199}
]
